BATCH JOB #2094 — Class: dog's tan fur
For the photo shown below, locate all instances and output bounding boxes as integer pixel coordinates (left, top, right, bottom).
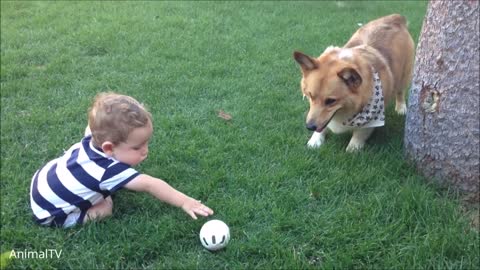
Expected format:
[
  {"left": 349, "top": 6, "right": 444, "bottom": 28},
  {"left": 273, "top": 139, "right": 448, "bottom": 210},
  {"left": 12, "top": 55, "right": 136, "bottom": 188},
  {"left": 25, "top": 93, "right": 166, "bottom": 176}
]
[{"left": 293, "top": 14, "right": 414, "bottom": 152}]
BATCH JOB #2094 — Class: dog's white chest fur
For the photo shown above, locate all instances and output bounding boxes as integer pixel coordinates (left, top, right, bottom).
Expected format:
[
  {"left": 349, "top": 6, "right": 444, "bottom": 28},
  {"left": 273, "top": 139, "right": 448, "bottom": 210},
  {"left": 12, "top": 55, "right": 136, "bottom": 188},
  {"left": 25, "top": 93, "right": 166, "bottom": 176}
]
[{"left": 327, "top": 119, "right": 354, "bottom": 134}]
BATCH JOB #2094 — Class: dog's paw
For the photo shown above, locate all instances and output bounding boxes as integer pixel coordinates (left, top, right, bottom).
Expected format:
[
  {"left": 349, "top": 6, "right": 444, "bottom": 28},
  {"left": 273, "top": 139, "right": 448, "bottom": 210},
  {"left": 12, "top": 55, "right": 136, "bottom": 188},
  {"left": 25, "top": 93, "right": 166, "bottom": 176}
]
[
  {"left": 346, "top": 141, "right": 364, "bottom": 152},
  {"left": 395, "top": 103, "right": 407, "bottom": 115},
  {"left": 307, "top": 132, "right": 325, "bottom": 149}
]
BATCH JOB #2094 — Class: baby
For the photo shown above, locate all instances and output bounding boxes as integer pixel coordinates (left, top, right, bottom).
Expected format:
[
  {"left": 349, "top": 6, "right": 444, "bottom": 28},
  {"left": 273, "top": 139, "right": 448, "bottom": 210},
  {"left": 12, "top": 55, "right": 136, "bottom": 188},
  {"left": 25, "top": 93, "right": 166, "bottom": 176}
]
[{"left": 30, "top": 92, "right": 213, "bottom": 228}]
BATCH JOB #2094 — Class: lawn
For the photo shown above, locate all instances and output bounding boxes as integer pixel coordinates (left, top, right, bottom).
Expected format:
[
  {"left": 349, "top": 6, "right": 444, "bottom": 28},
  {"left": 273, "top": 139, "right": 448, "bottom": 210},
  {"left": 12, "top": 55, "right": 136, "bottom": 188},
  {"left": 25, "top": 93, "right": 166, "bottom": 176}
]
[{"left": 1, "top": 1, "right": 478, "bottom": 269}]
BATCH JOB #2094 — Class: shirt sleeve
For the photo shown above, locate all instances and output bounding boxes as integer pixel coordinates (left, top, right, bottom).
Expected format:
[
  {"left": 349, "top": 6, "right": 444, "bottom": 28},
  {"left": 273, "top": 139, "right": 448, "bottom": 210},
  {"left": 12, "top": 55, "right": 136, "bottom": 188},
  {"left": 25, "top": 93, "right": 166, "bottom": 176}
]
[{"left": 99, "top": 162, "right": 140, "bottom": 193}]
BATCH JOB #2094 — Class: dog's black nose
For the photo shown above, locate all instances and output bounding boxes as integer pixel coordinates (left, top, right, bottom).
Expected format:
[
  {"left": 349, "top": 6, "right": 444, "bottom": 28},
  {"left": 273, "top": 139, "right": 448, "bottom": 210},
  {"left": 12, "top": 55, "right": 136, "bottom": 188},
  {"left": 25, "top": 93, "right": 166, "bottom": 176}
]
[{"left": 306, "top": 123, "right": 317, "bottom": 131}]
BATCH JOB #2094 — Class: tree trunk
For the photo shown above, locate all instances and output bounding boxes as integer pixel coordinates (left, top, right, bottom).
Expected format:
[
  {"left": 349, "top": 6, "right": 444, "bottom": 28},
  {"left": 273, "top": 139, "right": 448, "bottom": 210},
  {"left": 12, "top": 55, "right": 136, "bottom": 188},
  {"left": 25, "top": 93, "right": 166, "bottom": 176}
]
[{"left": 405, "top": 0, "right": 479, "bottom": 194}]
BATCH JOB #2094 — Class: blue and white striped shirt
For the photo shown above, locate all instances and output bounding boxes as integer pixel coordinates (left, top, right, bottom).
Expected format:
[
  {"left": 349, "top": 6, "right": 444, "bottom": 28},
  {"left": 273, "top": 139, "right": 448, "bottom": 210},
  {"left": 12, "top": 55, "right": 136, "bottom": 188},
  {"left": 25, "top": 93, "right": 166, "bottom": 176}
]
[{"left": 30, "top": 135, "right": 139, "bottom": 226}]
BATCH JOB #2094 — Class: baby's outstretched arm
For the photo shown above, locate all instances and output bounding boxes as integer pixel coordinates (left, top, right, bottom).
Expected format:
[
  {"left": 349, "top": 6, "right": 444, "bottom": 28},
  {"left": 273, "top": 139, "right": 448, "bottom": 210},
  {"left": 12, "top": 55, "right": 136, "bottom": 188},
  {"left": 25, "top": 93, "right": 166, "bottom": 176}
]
[{"left": 124, "top": 174, "right": 214, "bottom": 219}]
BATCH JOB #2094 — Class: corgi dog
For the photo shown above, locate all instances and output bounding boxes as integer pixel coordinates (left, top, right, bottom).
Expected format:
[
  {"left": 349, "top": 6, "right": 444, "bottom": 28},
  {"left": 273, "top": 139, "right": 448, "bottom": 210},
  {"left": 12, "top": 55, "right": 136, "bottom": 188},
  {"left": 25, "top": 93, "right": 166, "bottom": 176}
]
[{"left": 293, "top": 14, "right": 414, "bottom": 152}]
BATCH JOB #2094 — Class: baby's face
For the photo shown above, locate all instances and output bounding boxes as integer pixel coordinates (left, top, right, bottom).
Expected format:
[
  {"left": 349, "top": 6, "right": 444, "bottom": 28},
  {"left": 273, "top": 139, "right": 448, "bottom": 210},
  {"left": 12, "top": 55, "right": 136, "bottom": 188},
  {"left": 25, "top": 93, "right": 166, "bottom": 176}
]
[{"left": 112, "top": 122, "right": 153, "bottom": 166}]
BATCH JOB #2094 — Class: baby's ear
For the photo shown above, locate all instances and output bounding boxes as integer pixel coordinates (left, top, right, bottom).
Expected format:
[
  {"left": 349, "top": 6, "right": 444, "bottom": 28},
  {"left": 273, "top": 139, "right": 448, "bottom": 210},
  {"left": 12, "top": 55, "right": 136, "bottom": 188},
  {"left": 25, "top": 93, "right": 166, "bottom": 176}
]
[{"left": 101, "top": 141, "right": 114, "bottom": 156}]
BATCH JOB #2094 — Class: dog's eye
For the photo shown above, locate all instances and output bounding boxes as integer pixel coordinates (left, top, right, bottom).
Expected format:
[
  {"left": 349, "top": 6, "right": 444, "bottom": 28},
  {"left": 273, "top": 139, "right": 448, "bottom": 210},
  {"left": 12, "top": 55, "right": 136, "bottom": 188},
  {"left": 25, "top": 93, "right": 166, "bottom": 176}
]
[{"left": 325, "top": 98, "right": 336, "bottom": 106}]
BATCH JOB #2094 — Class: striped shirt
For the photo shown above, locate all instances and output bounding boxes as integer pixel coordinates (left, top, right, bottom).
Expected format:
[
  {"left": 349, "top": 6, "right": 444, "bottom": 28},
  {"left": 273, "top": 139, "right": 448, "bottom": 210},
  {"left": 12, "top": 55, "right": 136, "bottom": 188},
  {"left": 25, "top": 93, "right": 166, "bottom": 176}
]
[{"left": 30, "top": 135, "right": 140, "bottom": 226}]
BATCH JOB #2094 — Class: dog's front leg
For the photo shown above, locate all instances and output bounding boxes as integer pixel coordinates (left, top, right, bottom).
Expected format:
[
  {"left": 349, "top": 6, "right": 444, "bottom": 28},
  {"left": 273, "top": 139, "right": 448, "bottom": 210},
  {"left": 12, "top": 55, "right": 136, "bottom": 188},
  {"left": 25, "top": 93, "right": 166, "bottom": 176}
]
[
  {"left": 307, "top": 130, "right": 327, "bottom": 149},
  {"left": 346, "top": 128, "right": 375, "bottom": 152}
]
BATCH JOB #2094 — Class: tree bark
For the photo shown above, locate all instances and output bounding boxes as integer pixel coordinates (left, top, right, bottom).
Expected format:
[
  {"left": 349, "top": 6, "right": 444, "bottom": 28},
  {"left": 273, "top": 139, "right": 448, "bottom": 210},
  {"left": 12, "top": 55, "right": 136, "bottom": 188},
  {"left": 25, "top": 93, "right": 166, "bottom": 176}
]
[{"left": 405, "top": 0, "right": 479, "bottom": 194}]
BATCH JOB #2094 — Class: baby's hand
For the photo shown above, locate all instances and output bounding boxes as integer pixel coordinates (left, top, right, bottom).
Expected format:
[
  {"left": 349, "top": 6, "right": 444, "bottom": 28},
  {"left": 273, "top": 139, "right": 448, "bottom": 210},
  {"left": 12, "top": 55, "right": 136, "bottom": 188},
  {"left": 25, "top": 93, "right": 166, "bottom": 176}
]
[{"left": 181, "top": 197, "right": 214, "bottom": 220}]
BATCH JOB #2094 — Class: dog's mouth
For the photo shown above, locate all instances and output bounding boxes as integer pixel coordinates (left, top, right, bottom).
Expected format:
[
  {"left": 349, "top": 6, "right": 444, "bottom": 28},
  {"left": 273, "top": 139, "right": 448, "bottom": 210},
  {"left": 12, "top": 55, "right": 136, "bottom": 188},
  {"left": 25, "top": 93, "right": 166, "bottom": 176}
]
[
  {"left": 314, "top": 110, "right": 339, "bottom": 133},
  {"left": 316, "top": 124, "right": 328, "bottom": 133}
]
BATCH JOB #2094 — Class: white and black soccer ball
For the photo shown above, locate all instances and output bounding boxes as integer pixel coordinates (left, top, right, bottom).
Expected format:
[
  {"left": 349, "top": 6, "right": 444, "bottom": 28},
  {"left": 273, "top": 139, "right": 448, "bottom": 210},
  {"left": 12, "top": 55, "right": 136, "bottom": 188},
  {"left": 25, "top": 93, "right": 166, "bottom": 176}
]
[{"left": 199, "top": 219, "right": 230, "bottom": 251}]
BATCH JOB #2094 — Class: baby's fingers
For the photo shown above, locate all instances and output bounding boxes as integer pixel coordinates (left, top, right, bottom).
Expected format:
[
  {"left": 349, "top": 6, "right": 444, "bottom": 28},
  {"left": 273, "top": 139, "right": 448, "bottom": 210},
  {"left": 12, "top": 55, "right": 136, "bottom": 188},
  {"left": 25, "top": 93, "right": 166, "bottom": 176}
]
[
  {"left": 194, "top": 206, "right": 213, "bottom": 217},
  {"left": 200, "top": 205, "right": 214, "bottom": 215},
  {"left": 187, "top": 210, "right": 198, "bottom": 220}
]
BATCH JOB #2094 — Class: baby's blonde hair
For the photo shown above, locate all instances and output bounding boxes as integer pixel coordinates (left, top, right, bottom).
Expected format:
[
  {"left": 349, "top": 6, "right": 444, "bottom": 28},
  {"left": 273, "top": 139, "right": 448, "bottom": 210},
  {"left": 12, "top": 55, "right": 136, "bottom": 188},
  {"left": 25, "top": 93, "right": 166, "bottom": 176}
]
[{"left": 88, "top": 92, "right": 152, "bottom": 146}]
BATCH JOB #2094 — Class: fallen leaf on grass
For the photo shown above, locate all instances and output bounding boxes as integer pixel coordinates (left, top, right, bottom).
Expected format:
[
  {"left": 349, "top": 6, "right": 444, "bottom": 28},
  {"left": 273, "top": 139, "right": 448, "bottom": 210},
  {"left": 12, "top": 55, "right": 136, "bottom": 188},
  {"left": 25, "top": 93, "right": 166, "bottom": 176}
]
[{"left": 217, "top": 110, "right": 232, "bottom": 121}]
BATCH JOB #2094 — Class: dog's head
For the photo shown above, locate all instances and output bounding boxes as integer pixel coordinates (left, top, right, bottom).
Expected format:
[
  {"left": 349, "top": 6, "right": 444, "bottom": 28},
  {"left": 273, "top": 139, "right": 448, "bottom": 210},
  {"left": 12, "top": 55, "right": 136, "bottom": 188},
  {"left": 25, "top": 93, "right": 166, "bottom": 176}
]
[{"left": 293, "top": 48, "right": 367, "bottom": 132}]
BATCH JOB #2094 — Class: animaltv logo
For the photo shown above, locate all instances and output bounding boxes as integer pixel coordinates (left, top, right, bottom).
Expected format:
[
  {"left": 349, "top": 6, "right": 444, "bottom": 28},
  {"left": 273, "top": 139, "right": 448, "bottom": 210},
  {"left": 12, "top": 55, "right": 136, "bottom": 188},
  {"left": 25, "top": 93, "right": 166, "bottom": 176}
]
[{"left": 8, "top": 249, "right": 62, "bottom": 259}]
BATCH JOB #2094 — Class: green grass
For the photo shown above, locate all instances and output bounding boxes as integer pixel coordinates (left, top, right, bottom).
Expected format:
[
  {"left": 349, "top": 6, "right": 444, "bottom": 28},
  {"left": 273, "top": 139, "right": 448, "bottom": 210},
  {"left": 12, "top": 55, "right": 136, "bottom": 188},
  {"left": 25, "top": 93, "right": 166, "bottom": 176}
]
[{"left": 1, "top": 1, "right": 478, "bottom": 269}]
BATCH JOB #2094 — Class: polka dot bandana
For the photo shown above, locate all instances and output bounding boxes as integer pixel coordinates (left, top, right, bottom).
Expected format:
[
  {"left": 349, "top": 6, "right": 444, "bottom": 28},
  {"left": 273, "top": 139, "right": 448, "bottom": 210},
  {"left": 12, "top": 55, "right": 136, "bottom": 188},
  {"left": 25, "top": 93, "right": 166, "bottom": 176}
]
[{"left": 343, "top": 71, "right": 385, "bottom": 128}]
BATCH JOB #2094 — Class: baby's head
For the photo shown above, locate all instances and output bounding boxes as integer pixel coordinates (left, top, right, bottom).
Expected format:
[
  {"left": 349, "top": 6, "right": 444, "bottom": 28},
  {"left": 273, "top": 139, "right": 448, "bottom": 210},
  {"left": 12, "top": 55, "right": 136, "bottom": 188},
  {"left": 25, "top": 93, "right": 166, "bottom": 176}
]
[{"left": 88, "top": 92, "right": 153, "bottom": 166}]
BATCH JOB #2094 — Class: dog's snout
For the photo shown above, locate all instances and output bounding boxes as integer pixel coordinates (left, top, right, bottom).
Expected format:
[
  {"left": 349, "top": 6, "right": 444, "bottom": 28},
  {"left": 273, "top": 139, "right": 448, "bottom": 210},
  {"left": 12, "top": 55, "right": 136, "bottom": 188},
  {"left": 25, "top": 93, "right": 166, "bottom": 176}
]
[{"left": 306, "top": 122, "right": 317, "bottom": 131}]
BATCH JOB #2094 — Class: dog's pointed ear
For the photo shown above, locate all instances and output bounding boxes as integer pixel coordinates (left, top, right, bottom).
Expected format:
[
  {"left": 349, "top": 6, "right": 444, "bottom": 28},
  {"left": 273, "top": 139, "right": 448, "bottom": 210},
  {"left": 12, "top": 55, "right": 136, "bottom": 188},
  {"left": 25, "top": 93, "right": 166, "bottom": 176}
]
[
  {"left": 293, "top": 51, "right": 317, "bottom": 73},
  {"left": 338, "top": 67, "right": 362, "bottom": 90}
]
